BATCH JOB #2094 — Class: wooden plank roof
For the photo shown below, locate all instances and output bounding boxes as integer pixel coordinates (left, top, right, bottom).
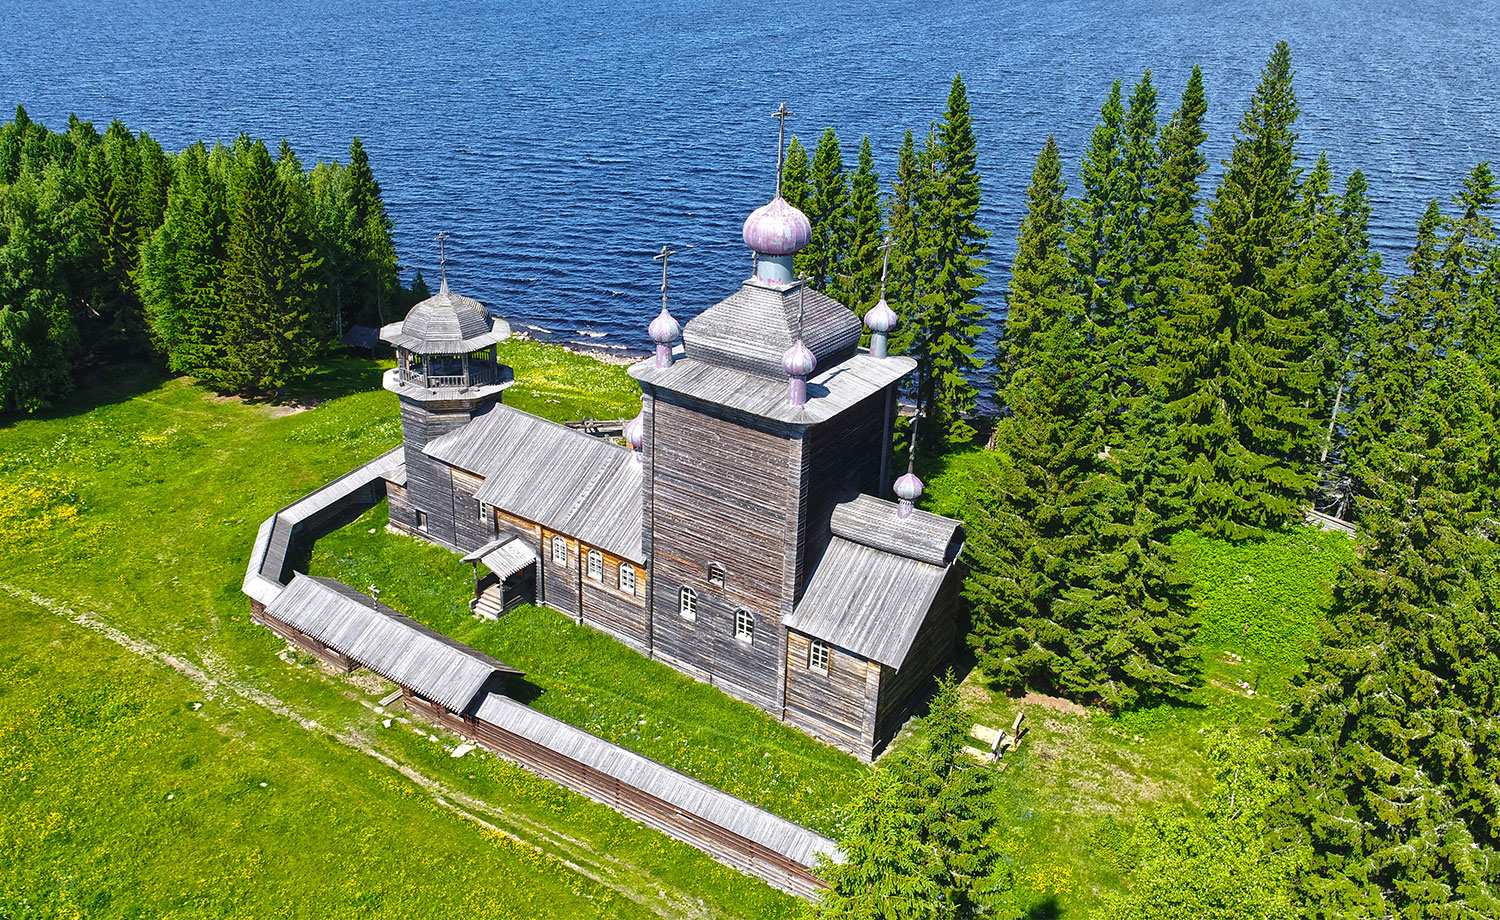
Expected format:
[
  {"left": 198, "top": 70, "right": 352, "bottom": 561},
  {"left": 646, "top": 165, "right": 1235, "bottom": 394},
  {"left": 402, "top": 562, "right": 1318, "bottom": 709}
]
[
  {"left": 785, "top": 535, "right": 952, "bottom": 668},
  {"left": 378, "top": 285, "right": 510, "bottom": 355},
  {"left": 829, "top": 494, "right": 963, "bottom": 567},
  {"left": 679, "top": 278, "right": 863, "bottom": 379},
  {"left": 267, "top": 574, "right": 520, "bottom": 710},
  {"left": 631, "top": 349, "right": 914, "bottom": 425},
  {"left": 424, "top": 405, "right": 644, "bottom": 562},
  {"left": 473, "top": 693, "right": 840, "bottom": 867}
]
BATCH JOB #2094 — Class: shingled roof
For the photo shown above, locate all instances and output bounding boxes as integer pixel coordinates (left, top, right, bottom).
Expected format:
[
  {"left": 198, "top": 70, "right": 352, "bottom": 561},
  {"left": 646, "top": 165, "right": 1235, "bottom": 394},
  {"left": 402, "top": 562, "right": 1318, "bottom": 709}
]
[
  {"left": 786, "top": 495, "right": 965, "bottom": 668},
  {"left": 379, "top": 282, "right": 511, "bottom": 354},
  {"left": 681, "top": 278, "right": 862, "bottom": 379},
  {"left": 266, "top": 574, "right": 520, "bottom": 711},
  {"left": 424, "top": 405, "right": 644, "bottom": 562}
]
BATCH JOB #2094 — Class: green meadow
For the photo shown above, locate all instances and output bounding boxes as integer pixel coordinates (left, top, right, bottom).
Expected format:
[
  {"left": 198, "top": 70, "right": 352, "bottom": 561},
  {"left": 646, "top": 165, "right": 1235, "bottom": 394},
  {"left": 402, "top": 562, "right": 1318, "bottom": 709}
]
[{"left": 0, "top": 344, "right": 1350, "bottom": 918}]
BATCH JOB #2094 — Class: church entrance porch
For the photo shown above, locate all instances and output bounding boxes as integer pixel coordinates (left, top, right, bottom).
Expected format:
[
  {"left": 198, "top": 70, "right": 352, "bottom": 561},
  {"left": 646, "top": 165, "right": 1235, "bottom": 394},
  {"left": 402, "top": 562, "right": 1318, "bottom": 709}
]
[{"left": 463, "top": 536, "right": 539, "bottom": 620}]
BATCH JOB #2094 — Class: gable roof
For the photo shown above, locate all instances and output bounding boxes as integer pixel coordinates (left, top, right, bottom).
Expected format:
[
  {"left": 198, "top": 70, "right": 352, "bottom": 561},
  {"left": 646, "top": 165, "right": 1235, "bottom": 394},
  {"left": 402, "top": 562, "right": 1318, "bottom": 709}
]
[
  {"left": 785, "top": 495, "right": 965, "bottom": 668},
  {"left": 266, "top": 574, "right": 520, "bottom": 710},
  {"left": 424, "top": 405, "right": 644, "bottom": 562},
  {"left": 474, "top": 693, "right": 839, "bottom": 867}
]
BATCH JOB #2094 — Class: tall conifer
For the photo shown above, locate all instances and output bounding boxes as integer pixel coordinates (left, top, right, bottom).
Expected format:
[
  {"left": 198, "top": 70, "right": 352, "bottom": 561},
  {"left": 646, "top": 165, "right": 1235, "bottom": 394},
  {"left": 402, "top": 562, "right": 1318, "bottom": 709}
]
[
  {"left": 842, "top": 136, "right": 884, "bottom": 315},
  {"left": 998, "top": 135, "right": 1073, "bottom": 393},
  {"left": 800, "top": 127, "right": 850, "bottom": 292}
]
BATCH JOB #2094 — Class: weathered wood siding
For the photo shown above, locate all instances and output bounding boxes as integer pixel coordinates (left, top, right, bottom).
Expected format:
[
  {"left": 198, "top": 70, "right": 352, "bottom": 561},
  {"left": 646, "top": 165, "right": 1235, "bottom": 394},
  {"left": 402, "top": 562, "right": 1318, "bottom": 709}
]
[
  {"left": 646, "top": 391, "right": 799, "bottom": 710},
  {"left": 783, "top": 630, "right": 880, "bottom": 758},
  {"left": 450, "top": 468, "right": 495, "bottom": 554},
  {"left": 398, "top": 400, "right": 484, "bottom": 549},
  {"left": 876, "top": 562, "right": 963, "bottom": 744},
  {"left": 579, "top": 548, "right": 649, "bottom": 651},
  {"left": 254, "top": 609, "right": 356, "bottom": 672},
  {"left": 540, "top": 528, "right": 581, "bottom": 618},
  {"left": 796, "top": 387, "right": 891, "bottom": 598}
]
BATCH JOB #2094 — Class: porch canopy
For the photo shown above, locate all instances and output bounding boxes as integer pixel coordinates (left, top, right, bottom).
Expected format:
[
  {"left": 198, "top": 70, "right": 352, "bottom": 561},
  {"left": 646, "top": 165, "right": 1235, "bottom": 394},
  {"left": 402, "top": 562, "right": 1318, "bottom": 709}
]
[{"left": 462, "top": 535, "right": 538, "bottom": 579}]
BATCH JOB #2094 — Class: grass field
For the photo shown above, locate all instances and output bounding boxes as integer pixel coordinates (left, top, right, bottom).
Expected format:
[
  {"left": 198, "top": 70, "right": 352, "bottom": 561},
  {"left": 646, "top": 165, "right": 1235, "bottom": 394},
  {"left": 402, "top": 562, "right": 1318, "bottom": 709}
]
[
  {"left": 0, "top": 348, "right": 803, "bottom": 920},
  {"left": 1, "top": 349, "right": 1355, "bottom": 919}
]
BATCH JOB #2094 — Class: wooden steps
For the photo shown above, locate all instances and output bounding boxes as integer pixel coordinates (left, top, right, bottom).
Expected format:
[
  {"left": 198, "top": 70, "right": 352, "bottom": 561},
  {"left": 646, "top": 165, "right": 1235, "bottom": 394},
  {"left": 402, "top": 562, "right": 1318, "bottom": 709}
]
[{"left": 472, "top": 586, "right": 506, "bottom": 620}]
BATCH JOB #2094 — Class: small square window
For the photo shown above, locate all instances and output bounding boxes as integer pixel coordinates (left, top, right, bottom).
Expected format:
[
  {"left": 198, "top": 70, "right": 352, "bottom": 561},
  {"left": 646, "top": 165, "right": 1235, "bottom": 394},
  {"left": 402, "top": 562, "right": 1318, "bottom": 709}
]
[
  {"left": 414, "top": 510, "right": 427, "bottom": 532},
  {"left": 734, "top": 608, "right": 753, "bottom": 643},
  {"left": 708, "top": 563, "right": 726, "bottom": 588},
  {"left": 809, "top": 639, "right": 830, "bottom": 672},
  {"left": 551, "top": 535, "right": 567, "bottom": 565},
  {"left": 619, "top": 564, "right": 636, "bottom": 593},
  {"left": 587, "top": 550, "right": 603, "bottom": 581}
]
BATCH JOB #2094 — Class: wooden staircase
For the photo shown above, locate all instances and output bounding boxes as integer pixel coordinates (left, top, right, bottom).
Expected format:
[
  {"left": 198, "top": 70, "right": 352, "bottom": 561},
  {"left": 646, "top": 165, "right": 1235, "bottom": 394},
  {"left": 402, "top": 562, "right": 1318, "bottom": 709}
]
[{"left": 472, "top": 584, "right": 506, "bottom": 620}]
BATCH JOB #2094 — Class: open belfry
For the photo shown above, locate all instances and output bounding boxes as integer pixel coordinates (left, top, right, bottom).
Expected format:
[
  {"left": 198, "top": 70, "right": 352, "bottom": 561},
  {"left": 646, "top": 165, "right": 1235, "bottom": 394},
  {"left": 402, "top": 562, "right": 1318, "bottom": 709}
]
[{"left": 376, "top": 107, "right": 966, "bottom": 760}]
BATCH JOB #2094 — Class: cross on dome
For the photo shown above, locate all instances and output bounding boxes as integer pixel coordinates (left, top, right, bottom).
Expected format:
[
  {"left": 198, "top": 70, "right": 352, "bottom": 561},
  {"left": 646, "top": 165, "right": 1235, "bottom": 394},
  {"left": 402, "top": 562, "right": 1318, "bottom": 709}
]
[{"left": 772, "top": 101, "right": 793, "bottom": 197}]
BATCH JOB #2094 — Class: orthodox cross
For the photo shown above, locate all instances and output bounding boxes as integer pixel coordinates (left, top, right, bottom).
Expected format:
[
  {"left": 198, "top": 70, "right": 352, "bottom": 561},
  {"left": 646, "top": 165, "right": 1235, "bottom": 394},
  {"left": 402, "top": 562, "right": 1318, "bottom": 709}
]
[
  {"left": 796, "top": 271, "right": 809, "bottom": 336},
  {"left": 877, "top": 234, "right": 896, "bottom": 297},
  {"left": 435, "top": 231, "right": 451, "bottom": 287},
  {"left": 906, "top": 410, "right": 921, "bottom": 474},
  {"left": 772, "top": 102, "right": 793, "bottom": 197},
  {"left": 654, "top": 244, "right": 677, "bottom": 313}
]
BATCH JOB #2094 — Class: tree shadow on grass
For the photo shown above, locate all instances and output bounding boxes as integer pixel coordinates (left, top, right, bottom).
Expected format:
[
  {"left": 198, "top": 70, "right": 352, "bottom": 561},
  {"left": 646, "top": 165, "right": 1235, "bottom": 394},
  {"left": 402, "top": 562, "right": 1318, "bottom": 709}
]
[
  {"left": 283, "top": 352, "right": 391, "bottom": 404},
  {"left": 1022, "top": 895, "right": 1063, "bottom": 920},
  {"left": 0, "top": 359, "right": 172, "bottom": 430}
]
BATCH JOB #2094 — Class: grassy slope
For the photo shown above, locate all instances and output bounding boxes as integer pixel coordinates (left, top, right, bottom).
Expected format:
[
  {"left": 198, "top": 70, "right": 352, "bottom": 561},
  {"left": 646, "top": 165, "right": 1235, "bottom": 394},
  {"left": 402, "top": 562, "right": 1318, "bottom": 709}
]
[
  {"left": 0, "top": 348, "right": 802, "bottom": 920},
  {"left": 921, "top": 448, "right": 1354, "bottom": 917}
]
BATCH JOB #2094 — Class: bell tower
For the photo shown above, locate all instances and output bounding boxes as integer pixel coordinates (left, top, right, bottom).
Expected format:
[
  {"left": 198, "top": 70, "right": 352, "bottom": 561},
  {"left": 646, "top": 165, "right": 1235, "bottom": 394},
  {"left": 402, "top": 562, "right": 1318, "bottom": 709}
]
[{"left": 381, "top": 237, "right": 514, "bottom": 549}]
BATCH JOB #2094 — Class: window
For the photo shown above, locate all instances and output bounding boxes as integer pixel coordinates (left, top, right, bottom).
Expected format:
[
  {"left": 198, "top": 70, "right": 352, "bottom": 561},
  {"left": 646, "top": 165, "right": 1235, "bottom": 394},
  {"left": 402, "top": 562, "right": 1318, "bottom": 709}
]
[
  {"left": 619, "top": 563, "right": 636, "bottom": 593},
  {"left": 679, "top": 586, "right": 697, "bottom": 621},
  {"left": 551, "top": 535, "right": 567, "bottom": 564},
  {"left": 476, "top": 501, "right": 487, "bottom": 523},
  {"left": 414, "top": 509, "right": 427, "bottom": 532},
  {"left": 809, "top": 639, "right": 830, "bottom": 672},
  {"left": 587, "top": 550, "right": 603, "bottom": 581},
  {"left": 734, "top": 608, "right": 754, "bottom": 643},
  {"left": 708, "top": 563, "right": 726, "bottom": 588}
]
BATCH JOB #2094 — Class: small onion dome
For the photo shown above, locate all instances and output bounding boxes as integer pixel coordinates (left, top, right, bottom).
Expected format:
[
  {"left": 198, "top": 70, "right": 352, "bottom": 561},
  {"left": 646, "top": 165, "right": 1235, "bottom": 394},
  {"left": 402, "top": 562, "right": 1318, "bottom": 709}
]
[
  {"left": 893, "top": 471, "right": 925, "bottom": 503},
  {"left": 624, "top": 412, "right": 644, "bottom": 451},
  {"left": 648, "top": 306, "right": 681, "bottom": 344},
  {"left": 742, "top": 196, "right": 812, "bottom": 256},
  {"left": 864, "top": 297, "right": 899, "bottom": 333},
  {"left": 782, "top": 338, "right": 817, "bottom": 377}
]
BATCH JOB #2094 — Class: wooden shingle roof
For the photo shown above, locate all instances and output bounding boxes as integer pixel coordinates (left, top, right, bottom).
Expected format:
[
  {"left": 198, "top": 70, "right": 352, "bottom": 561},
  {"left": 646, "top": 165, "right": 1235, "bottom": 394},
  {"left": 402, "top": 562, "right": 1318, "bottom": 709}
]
[
  {"left": 785, "top": 495, "right": 965, "bottom": 667},
  {"left": 424, "top": 405, "right": 644, "bottom": 562},
  {"left": 680, "top": 278, "right": 862, "bottom": 379},
  {"left": 266, "top": 574, "right": 520, "bottom": 710},
  {"left": 631, "top": 349, "right": 914, "bottom": 425},
  {"left": 473, "top": 693, "right": 840, "bottom": 867},
  {"left": 379, "top": 283, "right": 510, "bottom": 355}
]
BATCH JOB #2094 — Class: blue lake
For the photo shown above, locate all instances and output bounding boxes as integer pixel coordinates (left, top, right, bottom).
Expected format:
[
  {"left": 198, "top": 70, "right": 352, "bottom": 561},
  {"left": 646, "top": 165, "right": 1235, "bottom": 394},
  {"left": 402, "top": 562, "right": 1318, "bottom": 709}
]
[{"left": 2, "top": 0, "right": 1497, "bottom": 353}]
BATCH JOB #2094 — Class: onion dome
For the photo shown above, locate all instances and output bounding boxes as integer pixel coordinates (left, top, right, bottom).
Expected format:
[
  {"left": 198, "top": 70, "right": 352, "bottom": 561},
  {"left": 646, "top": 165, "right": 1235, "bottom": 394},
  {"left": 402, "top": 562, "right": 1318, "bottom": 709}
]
[
  {"left": 781, "top": 338, "right": 817, "bottom": 377},
  {"left": 742, "top": 196, "right": 812, "bottom": 256},
  {"left": 624, "top": 412, "right": 644, "bottom": 451},
  {"left": 893, "top": 471, "right": 924, "bottom": 503},
  {"left": 864, "top": 297, "right": 899, "bottom": 334},
  {"left": 648, "top": 306, "right": 681, "bottom": 345}
]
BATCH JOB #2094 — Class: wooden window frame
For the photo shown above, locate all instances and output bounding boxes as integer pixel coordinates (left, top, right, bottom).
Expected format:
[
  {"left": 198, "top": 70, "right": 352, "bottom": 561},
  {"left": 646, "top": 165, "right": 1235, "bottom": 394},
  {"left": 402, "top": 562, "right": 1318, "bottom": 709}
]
[
  {"left": 809, "top": 638, "right": 830, "bottom": 672},
  {"left": 734, "top": 608, "right": 753, "bottom": 644},
  {"left": 414, "top": 509, "right": 427, "bottom": 532},
  {"left": 679, "top": 586, "right": 697, "bottom": 621},
  {"left": 619, "top": 563, "right": 636, "bottom": 594},
  {"left": 707, "top": 563, "right": 726, "bottom": 589},
  {"left": 551, "top": 535, "right": 567, "bottom": 565},
  {"left": 587, "top": 550, "right": 603, "bottom": 582}
]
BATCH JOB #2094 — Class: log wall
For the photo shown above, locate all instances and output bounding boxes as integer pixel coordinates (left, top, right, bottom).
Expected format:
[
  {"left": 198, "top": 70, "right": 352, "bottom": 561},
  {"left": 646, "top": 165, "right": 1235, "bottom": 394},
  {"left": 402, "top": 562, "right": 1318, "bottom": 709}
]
[{"left": 783, "top": 631, "right": 880, "bottom": 758}]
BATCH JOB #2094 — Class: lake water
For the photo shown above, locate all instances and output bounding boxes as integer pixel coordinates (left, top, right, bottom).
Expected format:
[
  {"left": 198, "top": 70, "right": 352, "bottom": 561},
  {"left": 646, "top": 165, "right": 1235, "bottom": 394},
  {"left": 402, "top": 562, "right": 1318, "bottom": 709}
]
[{"left": 2, "top": 0, "right": 1497, "bottom": 354}]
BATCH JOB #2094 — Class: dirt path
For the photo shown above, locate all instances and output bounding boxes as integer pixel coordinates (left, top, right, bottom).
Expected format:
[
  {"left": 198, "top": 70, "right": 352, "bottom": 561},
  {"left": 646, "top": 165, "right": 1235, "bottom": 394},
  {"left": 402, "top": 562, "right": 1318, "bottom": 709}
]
[{"left": 1, "top": 582, "right": 722, "bottom": 920}]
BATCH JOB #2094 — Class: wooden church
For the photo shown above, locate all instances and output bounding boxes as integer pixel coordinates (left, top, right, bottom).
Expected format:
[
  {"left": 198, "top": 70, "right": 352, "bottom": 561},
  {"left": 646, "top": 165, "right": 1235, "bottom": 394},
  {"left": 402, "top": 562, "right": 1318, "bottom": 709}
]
[{"left": 379, "top": 138, "right": 966, "bottom": 761}]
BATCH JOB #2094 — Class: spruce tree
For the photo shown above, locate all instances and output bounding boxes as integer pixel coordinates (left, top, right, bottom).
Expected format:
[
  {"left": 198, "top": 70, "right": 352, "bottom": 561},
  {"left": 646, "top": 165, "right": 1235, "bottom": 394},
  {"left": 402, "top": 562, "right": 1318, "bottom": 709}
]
[
  {"left": 800, "top": 127, "right": 850, "bottom": 292},
  {"left": 1066, "top": 80, "right": 1124, "bottom": 358},
  {"left": 140, "top": 142, "right": 229, "bottom": 381},
  {"left": 220, "top": 140, "right": 321, "bottom": 395},
  {"left": 1151, "top": 66, "right": 1209, "bottom": 391},
  {"left": 1111, "top": 71, "right": 1161, "bottom": 411},
  {"left": 886, "top": 130, "right": 925, "bottom": 357},
  {"left": 998, "top": 135, "right": 1073, "bottom": 394},
  {"left": 1279, "top": 357, "right": 1499, "bottom": 918},
  {"left": 1167, "top": 42, "right": 1318, "bottom": 536},
  {"left": 346, "top": 137, "right": 398, "bottom": 326},
  {"left": 0, "top": 173, "right": 82, "bottom": 411},
  {"left": 780, "top": 135, "right": 810, "bottom": 214},
  {"left": 842, "top": 136, "right": 884, "bottom": 316},
  {"left": 812, "top": 769, "right": 944, "bottom": 920}
]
